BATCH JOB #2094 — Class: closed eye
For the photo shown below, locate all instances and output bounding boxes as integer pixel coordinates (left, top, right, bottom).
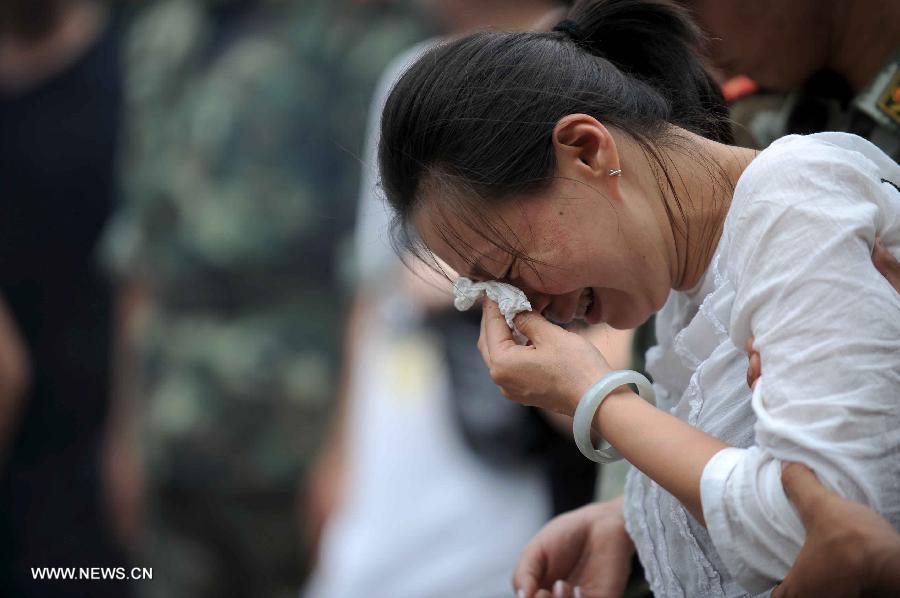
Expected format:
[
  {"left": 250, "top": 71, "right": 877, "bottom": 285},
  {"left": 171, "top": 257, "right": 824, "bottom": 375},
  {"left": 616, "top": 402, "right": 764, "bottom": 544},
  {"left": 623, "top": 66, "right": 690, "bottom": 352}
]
[
  {"left": 468, "top": 257, "right": 514, "bottom": 282},
  {"left": 501, "top": 259, "right": 514, "bottom": 281}
]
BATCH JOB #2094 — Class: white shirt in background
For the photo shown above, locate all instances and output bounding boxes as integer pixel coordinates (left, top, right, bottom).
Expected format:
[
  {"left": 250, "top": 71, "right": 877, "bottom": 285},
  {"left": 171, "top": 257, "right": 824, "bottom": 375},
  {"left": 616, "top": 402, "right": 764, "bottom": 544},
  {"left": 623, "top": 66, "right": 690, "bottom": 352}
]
[{"left": 303, "top": 43, "right": 550, "bottom": 598}]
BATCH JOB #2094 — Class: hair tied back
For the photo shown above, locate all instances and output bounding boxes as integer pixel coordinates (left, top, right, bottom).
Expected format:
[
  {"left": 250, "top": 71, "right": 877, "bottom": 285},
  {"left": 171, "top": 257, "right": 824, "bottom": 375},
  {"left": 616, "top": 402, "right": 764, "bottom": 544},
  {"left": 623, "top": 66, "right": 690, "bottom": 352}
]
[{"left": 552, "top": 19, "right": 587, "bottom": 43}]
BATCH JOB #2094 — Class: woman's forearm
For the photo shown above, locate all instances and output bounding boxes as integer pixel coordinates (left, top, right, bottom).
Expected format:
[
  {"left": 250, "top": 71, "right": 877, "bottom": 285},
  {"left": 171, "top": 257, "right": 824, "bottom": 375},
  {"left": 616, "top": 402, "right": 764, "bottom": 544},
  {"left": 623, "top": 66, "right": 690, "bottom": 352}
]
[{"left": 592, "top": 391, "right": 728, "bottom": 525}]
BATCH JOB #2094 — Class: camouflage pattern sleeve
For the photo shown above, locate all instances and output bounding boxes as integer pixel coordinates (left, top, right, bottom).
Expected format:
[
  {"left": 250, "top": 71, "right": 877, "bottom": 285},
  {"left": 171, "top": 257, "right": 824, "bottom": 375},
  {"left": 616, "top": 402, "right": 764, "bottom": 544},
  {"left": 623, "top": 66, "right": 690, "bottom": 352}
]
[{"left": 102, "top": 0, "right": 426, "bottom": 492}]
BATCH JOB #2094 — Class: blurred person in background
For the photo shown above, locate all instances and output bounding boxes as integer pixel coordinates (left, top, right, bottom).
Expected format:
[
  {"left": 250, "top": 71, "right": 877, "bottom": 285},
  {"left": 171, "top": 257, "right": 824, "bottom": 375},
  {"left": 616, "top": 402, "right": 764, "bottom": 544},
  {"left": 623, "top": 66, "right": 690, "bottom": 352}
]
[
  {"left": 302, "top": 2, "right": 641, "bottom": 597},
  {"left": 680, "top": 0, "right": 900, "bottom": 157},
  {"left": 0, "top": 1, "right": 131, "bottom": 596},
  {"left": 100, "top": 1, "right": 422, "bottom": 597}
]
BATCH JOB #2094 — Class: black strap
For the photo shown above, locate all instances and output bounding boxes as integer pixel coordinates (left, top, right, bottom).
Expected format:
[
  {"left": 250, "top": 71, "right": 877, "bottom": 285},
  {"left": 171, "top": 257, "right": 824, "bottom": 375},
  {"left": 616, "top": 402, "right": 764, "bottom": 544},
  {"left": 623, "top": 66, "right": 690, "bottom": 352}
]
[{"left": 880, "top": 178, "right": 900, "bottom": 194}]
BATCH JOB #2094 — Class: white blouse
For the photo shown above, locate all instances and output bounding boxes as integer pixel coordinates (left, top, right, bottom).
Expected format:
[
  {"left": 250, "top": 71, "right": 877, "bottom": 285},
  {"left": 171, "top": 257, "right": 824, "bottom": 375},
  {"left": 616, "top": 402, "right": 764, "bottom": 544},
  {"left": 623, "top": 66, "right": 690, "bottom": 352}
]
[{"left": 623, "top": 132, "right": 900, "bottom": 597}]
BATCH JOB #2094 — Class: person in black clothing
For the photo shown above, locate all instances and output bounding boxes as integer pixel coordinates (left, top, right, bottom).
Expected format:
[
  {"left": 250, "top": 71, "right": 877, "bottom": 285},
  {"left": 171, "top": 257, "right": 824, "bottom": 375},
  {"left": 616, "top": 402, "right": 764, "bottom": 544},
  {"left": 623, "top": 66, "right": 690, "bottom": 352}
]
[{"left": 0, "top": 1, "right": 130, "bottom": 596}]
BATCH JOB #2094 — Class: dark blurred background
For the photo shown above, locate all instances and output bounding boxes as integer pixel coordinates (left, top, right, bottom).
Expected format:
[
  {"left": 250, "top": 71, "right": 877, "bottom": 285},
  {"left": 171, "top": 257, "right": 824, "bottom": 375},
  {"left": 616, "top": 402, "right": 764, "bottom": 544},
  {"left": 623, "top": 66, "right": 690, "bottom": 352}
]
[{"left": 1, "top": 1, "right": 896, "bottom": 597}]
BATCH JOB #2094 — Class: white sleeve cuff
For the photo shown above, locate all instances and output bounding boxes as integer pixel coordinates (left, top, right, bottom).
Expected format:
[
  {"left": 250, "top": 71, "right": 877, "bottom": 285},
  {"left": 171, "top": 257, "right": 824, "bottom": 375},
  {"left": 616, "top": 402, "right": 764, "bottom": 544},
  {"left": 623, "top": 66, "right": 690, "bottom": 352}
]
[
  {"left": 700, "top": 447, "right": 805, "bottom": 594},
  {"left": 701, "top": 447, "right": 794, "bottom": 594},
  {"left": 701, "top": 448, "right": 752, "bottom": 583}
]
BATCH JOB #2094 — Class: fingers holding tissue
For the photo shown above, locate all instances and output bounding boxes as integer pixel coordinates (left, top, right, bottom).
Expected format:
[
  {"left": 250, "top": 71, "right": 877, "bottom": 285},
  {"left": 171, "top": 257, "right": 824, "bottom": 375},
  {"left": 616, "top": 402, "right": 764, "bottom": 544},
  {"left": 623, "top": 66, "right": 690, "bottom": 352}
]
[
  {"left": 479, "top": 300, "right": 612, "bottom": 417},
  {"left": 454, "top": 277, "right": 533, "bottom": 344},
  {"left": 454, "top": 277, "right": 613, "bottom": 416}
]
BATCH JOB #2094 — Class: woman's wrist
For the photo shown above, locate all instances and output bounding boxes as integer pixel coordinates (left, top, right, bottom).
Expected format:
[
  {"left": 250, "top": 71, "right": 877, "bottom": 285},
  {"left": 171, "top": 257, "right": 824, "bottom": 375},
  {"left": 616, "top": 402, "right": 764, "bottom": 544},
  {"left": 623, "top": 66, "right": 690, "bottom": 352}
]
[
  {"left": 571, "top": 365, "right": 613, "bottom": 416},
  {"left": 606, "top": 493, "right": 626, "bottom": 512},
  {"left": 572, "top": 371, "right": 655, "bottom": 463},
  {"left": 590, "top": 388, "right": 643, "bottom": 439},
  {"left": 600, "top": 495, "right": 634, "bottom": 551}
]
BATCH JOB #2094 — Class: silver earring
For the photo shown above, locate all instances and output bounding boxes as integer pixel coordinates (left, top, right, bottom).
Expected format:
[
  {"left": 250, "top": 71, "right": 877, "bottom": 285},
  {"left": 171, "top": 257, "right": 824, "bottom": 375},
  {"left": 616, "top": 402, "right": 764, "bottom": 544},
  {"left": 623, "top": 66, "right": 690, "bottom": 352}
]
[{"left": 608, "top": 169, "right": 622, "bottom": 177}]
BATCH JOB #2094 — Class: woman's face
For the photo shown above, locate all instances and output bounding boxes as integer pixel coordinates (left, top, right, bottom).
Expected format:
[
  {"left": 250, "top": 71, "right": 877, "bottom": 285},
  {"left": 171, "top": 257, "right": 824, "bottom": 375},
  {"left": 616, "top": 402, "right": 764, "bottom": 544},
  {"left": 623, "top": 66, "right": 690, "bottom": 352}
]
[{"left": 412, "top": 128, "right": 676, "bottom": 330}]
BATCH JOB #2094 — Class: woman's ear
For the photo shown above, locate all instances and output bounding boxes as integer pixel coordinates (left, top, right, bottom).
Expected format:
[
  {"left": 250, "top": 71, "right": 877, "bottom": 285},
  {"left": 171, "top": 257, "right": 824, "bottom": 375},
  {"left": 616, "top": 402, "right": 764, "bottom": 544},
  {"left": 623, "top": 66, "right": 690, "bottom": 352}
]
[{"left": 552, "top": 114, "right": 622, "bottom": 196}]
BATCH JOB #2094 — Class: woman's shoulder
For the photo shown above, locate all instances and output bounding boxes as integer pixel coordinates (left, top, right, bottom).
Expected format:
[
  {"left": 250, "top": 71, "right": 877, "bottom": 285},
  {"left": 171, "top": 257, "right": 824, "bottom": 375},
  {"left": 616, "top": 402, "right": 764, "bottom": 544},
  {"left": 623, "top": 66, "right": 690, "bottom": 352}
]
[
  {"left": 727, "top": 133, "right": 896, "bottom": 233},
  {"left": 737, "top": 132, "right": 891, "bottom": 198},
  {"left": 719, "top": 133, "right": 900, "bottom": 289},
  {"left": 720, "top": 134, "right": 900, "bottom": 353}
]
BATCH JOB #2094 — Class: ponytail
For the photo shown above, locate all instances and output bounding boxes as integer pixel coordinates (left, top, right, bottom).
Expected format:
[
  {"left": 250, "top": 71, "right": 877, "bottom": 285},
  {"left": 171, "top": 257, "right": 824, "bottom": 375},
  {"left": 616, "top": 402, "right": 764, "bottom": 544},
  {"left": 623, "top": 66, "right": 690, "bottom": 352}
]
[{"left": 565, "top": 0, "right": 732, "bottom": 143}]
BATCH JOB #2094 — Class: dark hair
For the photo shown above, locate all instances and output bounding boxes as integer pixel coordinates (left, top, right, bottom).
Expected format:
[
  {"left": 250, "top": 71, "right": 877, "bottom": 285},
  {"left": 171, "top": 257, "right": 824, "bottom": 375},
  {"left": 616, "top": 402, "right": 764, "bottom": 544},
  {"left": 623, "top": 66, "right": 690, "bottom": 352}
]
[{"left": 378, "top": 0, "right": 733, "bottom": 277}]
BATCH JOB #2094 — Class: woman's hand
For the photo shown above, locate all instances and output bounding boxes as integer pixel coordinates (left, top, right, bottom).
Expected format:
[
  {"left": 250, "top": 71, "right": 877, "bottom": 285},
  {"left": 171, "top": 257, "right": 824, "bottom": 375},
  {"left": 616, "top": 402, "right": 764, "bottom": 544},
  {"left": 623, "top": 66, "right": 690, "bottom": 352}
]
[
  {"left": 771, "top": 463, "right": 900, "bottom": 598},
  {"left": 302, "top": 438, "right": 346, "bottom": 562},
  {"left": 0, "top": 296, "right": 29, "bottom": 465},
  {"left": 478, "top": 299, "right": 612, "bottom": 417},
  {"left": 872, "top": 237, "right": 900, "bottom": 291},
  {"left": 513, "top": 497, "right": 635, "bottom": 598},
  {"left": 745, "top": 336, "right": 761, "bottom": 391}
]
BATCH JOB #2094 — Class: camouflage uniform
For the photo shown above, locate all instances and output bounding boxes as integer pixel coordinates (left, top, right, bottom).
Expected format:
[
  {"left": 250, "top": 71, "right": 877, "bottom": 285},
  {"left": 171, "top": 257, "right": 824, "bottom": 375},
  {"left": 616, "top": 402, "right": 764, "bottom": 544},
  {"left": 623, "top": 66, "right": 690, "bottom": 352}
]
[
  {"left": 102, "top": 2, "right": 423, "bottom": 596},
  {"left": 731, "top": 46, "right": 900, "bottom": 159}
]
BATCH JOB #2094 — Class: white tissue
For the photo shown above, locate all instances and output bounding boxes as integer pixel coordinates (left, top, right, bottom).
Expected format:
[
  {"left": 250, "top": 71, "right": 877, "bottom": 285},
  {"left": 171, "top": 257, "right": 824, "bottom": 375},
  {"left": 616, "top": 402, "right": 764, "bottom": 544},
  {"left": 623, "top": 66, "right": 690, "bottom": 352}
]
[{"left": 453, "top": 277, "right": 533, "bottom": 344}]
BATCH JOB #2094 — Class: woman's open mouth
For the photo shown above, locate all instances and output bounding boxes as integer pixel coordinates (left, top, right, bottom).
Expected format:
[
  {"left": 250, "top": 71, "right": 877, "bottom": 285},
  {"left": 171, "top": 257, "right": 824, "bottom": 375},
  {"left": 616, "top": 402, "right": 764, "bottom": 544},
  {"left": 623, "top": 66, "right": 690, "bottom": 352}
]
[
  {"left": 584, "top": 287, "right": 604, "bottom": 325},
  {"left": 576, "top": 287, "right": 595, "bottom": 321}
]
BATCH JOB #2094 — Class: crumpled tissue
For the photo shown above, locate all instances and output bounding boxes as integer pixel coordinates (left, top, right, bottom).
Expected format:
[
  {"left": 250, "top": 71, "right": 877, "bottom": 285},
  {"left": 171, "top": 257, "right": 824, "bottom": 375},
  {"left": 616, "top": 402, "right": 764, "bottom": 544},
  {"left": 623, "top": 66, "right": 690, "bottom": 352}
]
[{"left": 453, "top": 277, "right": 532, "bottom": 344}]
